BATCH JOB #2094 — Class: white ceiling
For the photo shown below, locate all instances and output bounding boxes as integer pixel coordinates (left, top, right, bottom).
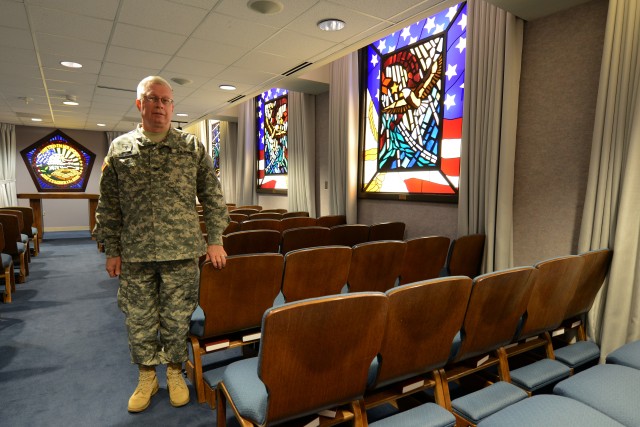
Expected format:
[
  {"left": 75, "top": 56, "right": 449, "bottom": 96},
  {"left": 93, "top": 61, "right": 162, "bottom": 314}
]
[{"left": 0, "top": 0, "right": 593, "bottom": 132}]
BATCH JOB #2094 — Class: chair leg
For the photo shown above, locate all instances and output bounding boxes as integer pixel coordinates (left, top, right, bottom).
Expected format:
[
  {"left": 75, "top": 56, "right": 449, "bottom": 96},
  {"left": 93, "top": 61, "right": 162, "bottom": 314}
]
[
  {"left": 2, "top": 265, "right": 12, "bottom": 303},
  {"left": 16, "top": 253, "right": 26, "bottom": 284},
  {"left": 32, "top": 235, "right": 39, "bottom": 256},
  {"left": 216, "top": 384, "right": 228, "bottom": 427}
]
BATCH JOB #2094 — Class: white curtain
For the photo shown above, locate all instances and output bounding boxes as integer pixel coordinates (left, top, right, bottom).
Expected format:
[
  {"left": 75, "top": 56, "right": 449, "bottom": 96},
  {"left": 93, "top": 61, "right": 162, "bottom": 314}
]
[
  {"left": 458, "top": 0, "right": 524, "bottom": 273},
  {"left": 328, "top": 51, "right": 359, "bottom": 223},
  {"left": 579, "top": 0, "right": 640, "bottom": 356},
  {"left": 182, "top": 120, "right": 207, "bottom": 149},
  {"left": 219, "top": 120, "right": 237, "bottom": 205},
  {"left": 288, "top": 91, "right": 316, "bottom": 216},
  {"left": 105, "top": 131, "right": 126, "bottom": 149},
  {"left": 0, "top": 123, "right": 17, "bottom": 207},
  {"left": 234, "top": 99, "right": 258, "bottom": 206}
]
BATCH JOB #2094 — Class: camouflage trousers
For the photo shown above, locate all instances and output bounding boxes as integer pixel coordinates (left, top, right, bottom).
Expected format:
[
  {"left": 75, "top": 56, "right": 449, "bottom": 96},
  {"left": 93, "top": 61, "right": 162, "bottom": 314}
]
[{"left": 118, "top": 259, "right": 199, "bottom": 366}]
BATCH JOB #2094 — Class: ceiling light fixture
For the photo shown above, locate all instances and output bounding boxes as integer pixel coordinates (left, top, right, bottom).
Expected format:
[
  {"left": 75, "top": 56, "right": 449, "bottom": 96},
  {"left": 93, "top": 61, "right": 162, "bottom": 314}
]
[
  {"left": 247, "top": 0, "right": 283, "bottom": 14},
  {"left": 31, "top": 118, "right": 43, "bottom": 122},
  {"left": 63, "top": 95, "right": 79, "bottom": 106},
  {"left": 219, "top": 84, "right": 237, "bottom": 91},
  {"left": 176, "top": 113, "right": 189, "bottom": 117},
  {"left": 97, "top": 123, "right": 106, "bottom": 127},
  {"left": 60, "top": 61, "right": 82, "bottom": 68},
  {"left": 317, "top": 18, "right": 346, "bottom": 31}
]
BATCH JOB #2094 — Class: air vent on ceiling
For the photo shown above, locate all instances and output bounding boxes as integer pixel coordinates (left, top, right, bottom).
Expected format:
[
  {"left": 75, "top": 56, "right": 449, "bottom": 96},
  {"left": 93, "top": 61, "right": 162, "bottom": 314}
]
[
  {"left": 227, "top": 94, "right": 246, "bottom": 103},
  {"left": 97, "top": 85, "right": 137, "bottom": 93},
  {"left": 282, "top": 62, "right": 313, "bottom": 76}
]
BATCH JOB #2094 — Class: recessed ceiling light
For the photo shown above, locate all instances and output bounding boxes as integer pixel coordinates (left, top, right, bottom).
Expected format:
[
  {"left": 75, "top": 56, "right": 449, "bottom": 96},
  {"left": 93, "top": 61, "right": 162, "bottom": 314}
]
[
  {"left": 171, "top": 77, "right": 193, "bottom": 86},
  {"left": 317, "top": 18, "right": 346, "bottom": 31},
  {"left": 219, "top": 84, "right": 237, "bottom": 91},
  {"left": 97, "top": 123, "right": 106, "bottom": 127},
  {"left": 60, "top": 61, "right": 82, "bottom": 68},
  {"left": 31, "top": 118, "right": 43, "bottom": 122},
  {"left": 176, "top": 113, "right": 189, "bottom": 117},
  {"left": 247, "top": 0, "right": 283, "bottom": 14},
  {"left": 63, "top": 95, "right": 79, "bottom": 106}
]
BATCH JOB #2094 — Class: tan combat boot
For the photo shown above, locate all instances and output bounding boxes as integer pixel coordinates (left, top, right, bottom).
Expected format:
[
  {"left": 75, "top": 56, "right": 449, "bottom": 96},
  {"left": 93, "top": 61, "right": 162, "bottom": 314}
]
[
  {"left": 128, "top": 365, "right": 159, "bottom": 412},
  {"left": 166, "top": 363, "right": 189, "bottom": 407}
]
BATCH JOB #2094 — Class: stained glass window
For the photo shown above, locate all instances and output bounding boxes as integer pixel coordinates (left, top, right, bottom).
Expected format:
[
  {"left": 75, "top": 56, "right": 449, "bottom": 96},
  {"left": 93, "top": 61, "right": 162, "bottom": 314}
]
[
  {"left": 256, "top": 88, "right": 288, "bottom": 193},
  {"left": 208, "top": 119, "right": 220, "bottom": 177},
  {"left": 360, "top": 2, "right": 466, "bottom": 202},
  {"left": 20, "top": 129, "right": 96, "bottom": 192}
]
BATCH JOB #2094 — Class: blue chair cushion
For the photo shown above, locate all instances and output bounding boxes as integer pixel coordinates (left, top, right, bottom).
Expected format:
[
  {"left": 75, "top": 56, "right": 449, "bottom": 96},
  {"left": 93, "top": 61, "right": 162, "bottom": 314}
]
[
  {"left": 189, "top": 305, "right": 205, "bottom": 337},
  {"left": 370, "top": 402, "right": 455, "bottom": 427},
  {"left": 554, "top": 341, "right": 600, "bottom": 368},
  {"left": 509, "top": 358, "right": 571, "bottom": 392},
  {"left": 553, "top": 364, "right": 640, "bottom": 427},
  {"left": 2, "top": 253, "right": 12, "bottom": 269},
  {"left": 367, "top": 356, "right": 380, "bottom": 388},
  {"left": 606, "top": 339, "right": 640, "bottom": 370},
  {"left": 452, "top": 381, "right": 528, "bottom": 424},
  {"left": 16, "top": 242, "right": 25, "bottom": 254},
  {"left": 477, "top": 395, "right": 625, "bottom": 427},
  {"left": 20, "top": 233, "right": 28, "bottom": 244},
  {"left": 221, "top": 357, "right": 268, "bottom": 425}
]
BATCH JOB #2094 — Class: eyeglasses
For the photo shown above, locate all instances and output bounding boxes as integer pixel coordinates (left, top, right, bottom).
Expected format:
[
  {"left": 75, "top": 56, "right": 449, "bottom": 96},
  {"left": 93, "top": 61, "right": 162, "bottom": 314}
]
[{"left": 143, "top": 95, "right": 173, "bottom": 105}]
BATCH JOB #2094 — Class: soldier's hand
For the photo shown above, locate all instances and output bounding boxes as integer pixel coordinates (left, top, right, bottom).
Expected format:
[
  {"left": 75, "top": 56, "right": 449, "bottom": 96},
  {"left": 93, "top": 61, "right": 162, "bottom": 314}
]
[
  {"left": 106, "top": 256, "right": 121, "bottom": 278},
  {"left": 206, "top": 244, "right": 227, "bottom": 269}
]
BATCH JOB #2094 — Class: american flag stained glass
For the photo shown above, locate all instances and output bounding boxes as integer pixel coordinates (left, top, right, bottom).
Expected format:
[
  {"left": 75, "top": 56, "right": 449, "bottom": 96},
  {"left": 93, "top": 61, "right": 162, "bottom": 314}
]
[
  {"left": 256, "top": 88, "right": 288, "bottom": 191},
  {"left": 208, "top": 119, "right": 220, "bottom": 177},
  {"left": 360, "top": 2, "right": 466, "bottom": 201}
]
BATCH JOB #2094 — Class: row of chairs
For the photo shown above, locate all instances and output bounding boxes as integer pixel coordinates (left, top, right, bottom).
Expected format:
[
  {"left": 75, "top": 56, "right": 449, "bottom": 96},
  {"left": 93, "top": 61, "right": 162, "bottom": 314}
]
[
  {"left": 187, "top": 246, "right": 612, "bottom": 426},
  {"left": 212, "top": 250, "right": 611, "bottom": 426},
  {"left": 222, "top": 222, "right": 411, "bottom": 256},
  {"left": 219, "top": 214, "right": 349, "bottom": 235},
  {"left": 0, "top": 206, "right": 39, "bottom": 302}
]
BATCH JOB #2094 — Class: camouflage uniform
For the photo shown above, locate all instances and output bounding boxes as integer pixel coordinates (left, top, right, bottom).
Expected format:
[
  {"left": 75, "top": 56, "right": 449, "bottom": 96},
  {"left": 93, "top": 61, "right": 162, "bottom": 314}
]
[{"left": 94, "top": 125, "right": 229, "bottom": 365}]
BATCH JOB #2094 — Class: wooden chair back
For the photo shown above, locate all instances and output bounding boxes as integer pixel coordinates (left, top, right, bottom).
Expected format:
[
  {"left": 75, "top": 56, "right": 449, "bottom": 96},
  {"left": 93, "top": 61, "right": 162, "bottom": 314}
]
[
  {"left": 399, "top": 236, "right": 451, "bottom": 285},
  {"left": 258, "top": 293, "right": 388, "bottom": 424},
  {"left": 347, "top": 240, "right": 407, "bottom": 293},
  {"left": 452, "top": 266, "right": 537, "bottom": 362},
  {"left": 281, "top": 246, "right": 352, "bottom": 303},
  {"left": 368, "top": 221, "right": 406, "bottom": 241},
  {"left": 239, "top": 218, "right": 282, "bottom": 232},
  {"left": 230, "top": 208, "right": 260, "bottom": 216},
  {"left": 517, "top": 255, "right": 585, "bottom": 340},
  {"left": 248, "top": 212, "right": 283, "bottom": 220},
  {"left": 0, "top": 214, "right": 21, "bottom": 252},
  {"left": 370, "top": 276, "right": 473, "bottom": 390},
  {"left": 282, "top": 211, "right": 310, "bottom": 218},
  {"left": 222, "top": 230, "right": 281, "bottom": 255},
  {"left": 229, "top": 213, "right": 248, "bottom": 223},
  {"left": 563, "top": 248, "right": 613, "bottom": 321},
  {"left": 280, "top": 226, "right": 330, "bottom": 255},
  {"left": 197, "top": 254, "right": 284, "bottom": 338},
  {"left": 0, "top": 210, "right": 24, "bottom": 234},
  {"left": 234, "top": 205, "right": 262, "bottom": 211},
  {"left": 261, "top": 208, "right": 288, "bottom": 214},
  {"left": 1, "top": 207, "right": 34, "bottom": 237},
  {"left": 316, "top": 215, "right": 347, "bottom": 228},
  {"left": 280, "top": 216, "right": 317, "bottom": 231},
  {"left": 329, "top": 224, "right": 370, "bottom": 247},
  {"left": 222, "top": 220, "right": 239, "bottom": 235},
  {"left": 0, "top": 223, "right": 16, "bottom": 303},
  {"left": 445, "top": 234, "right": 486, "bottom": 278}
]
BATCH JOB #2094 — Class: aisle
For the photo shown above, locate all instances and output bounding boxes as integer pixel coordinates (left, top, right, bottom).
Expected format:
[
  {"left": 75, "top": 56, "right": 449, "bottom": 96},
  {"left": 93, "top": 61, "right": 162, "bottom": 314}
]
[{"left": 0, "top": 233, "right": 219, "bottom": 426}]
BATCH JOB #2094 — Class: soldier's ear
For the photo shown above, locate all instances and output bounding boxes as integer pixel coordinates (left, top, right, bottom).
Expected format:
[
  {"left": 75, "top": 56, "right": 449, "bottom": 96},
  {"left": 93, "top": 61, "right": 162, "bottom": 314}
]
[{"left": 135, "top": 98, "right": 142, "bottom": 111}]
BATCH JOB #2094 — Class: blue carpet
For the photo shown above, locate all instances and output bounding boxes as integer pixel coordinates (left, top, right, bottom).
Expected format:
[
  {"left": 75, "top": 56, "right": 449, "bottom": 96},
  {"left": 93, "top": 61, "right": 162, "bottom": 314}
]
[{"left": 0, "top": 235, "right": 238, "bottom": 426}]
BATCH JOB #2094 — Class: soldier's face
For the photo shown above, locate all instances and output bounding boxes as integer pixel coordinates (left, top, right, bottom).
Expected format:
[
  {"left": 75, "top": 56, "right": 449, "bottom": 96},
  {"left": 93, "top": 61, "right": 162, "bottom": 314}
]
[{"left": 136, "top": 83, "right": 174, "bottom": 132}]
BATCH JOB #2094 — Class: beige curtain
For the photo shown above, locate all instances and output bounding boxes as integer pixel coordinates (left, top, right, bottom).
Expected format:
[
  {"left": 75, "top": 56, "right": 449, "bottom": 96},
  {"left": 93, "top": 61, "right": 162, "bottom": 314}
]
[
  {"left": 288, "top": 91, "right": 316, "bottom": 216},
  {"left": 182, "top": 120, "right": 207, "bottom": 149},
  {"left": 328, "top": 51, "right": 359, "bottom": 223},
  {"left": 458, "top": 0, "right": 523, "bottom": 272},
  {"left": 233, "top": 99, "right": 257, "bottom": 206},
  {"left": 579, "top": 0, "right": 640, "bottom": 356},
  {"left": 0, "top": 123, "right": 17, "bottom": 207}
]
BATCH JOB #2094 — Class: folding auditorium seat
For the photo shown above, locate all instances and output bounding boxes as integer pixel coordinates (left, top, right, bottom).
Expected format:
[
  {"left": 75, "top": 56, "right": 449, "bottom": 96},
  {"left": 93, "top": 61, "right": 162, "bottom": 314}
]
[
  {"left": 1, "top": 206, "right": 39, "bottom": 256},
  {"left": 0, "top": 213, "right": 28, "bottom": 283},
  {"left": 222, "top": 230, "right": 281, "bottom": 255},
  {"left": 239, "top": 218, "right": 283, "bottom": 232},
  {"left": 1, "top": 223, "right": 16, "bottom": 303},
  {"left": 216, "top": 292, "right": 388, "bottom": 427},
  {"left": 368, "top": 221, "right": 406, "bottom": 241},
  {"left": 280, "top": 226, "right": 330, "bottom": 254},
  {"left": 347, "top": 240, "right": 407, "bottom": 293},
  {"left": 316, "top": 214, "right": 347, "bottom": 228},
  {"left": 329, "top": 224, "right": 370, "bottom": 247},
  {"left": 280, "top": 216, "right": 317, "bottom": 231},
  {"left": 553, "top": 248, "right": 613, "bottom": 370},
  {"left": 398, "top": 236, "right": 450, "bottom": 285},
  {"left": 441, "top": 234, "right": 485, "bottom": 278},
  {"left": 187, "top": 254, "right": 284, "bottom": 406},
  {"left": 553, "top": 363, "right": 640, "bottom": 427},
  {"left": 606, "top": 339, "right": 640, "bottom": 370}
]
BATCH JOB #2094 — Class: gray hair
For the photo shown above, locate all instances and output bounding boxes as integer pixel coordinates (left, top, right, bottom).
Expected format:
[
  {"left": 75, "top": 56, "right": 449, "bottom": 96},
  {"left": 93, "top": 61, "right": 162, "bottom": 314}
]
[{"left": 136, "top": 76, "right": 173, "bottom": 100}]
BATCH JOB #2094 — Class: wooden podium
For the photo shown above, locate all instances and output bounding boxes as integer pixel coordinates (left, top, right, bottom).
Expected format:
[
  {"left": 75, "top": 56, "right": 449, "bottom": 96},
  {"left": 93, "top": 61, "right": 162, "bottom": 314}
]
[{"left": 17, "top": 193, "right": 99, "bottom": 240}]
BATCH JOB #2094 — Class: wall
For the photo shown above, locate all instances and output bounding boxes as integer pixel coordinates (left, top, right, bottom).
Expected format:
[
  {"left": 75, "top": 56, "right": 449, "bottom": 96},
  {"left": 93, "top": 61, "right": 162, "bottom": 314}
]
[
  {"left": 15, "top": 126, "right": 108, "bottom": 231},
  {"left": 513, "top": 0, "right": 608, "bottom": 265}
]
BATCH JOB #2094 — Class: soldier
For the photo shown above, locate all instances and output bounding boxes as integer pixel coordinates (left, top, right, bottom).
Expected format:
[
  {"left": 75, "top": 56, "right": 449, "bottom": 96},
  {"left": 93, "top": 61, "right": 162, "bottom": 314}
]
[{"left": 94, "top": 75, "right": 229, "bottom": 412}]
